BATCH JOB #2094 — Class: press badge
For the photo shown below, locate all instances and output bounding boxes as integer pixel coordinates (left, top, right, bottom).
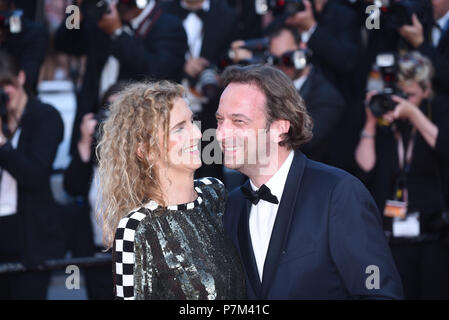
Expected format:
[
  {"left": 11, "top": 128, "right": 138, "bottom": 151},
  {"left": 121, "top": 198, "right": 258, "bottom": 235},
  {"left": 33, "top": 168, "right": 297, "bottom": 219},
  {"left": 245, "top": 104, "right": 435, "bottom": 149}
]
[
  {"left": 392, "top": 212, "right": 420, "bottom": 238},
  {"left": 384, "top": 200, "right": 407, "bottom": 219}
]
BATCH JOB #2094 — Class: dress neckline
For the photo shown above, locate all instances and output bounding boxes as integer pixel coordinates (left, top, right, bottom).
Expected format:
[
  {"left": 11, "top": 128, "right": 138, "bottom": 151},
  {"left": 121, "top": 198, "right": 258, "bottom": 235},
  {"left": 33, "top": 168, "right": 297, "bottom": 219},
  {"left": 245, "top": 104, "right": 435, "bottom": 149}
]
[{"left": 143, "top": 186, "right": 203, "bottom": 212}]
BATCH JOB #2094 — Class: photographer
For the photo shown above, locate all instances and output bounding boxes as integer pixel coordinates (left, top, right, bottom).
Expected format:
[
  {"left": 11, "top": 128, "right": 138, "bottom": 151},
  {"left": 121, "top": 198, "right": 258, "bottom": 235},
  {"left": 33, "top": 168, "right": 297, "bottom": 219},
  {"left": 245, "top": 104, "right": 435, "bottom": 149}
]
[
  {"left": 54, "top": 0, "right": 187, "bottom": 154},
  {"left": 62, "top": 82, "right": 125, "bottom": 300},
  {"left": 266, "top": 24, "right": 345, "bottom": 163},
  {"left": 355, "top": 52, "right": 449, "bottom": 299},
  {"left": 0, "top": 0, "right": 49, "bottom": 94},
  {"left": 0, "top": 50, "right": 64, "bottom": 299}
]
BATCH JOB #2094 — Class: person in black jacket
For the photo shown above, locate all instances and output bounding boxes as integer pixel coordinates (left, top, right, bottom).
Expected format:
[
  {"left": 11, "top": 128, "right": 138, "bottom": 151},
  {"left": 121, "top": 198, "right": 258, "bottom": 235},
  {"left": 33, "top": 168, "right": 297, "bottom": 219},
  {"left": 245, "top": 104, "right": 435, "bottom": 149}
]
[
  {"left": 0, "top": 0, "right": 49, "bottom": 94},
  {"left": 399, "top": 0, "right": 449, "bottom": 207},
  {"left": 54, "top": 0, "right": 187, "bottom": 155},
  {"left": 266, "top": 24, "right": 345, "bottom": 164},
  {"left": 0, "top": 50, "right": 64, "bottom": 299},
  {"left": 355, "top": 51, "right": 449, "bottom": 299}
]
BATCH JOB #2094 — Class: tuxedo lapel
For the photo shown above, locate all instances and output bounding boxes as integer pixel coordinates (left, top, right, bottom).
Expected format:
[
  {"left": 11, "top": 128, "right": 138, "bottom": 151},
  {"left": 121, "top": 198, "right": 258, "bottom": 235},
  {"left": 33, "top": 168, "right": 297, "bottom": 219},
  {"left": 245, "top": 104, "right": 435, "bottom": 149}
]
[
  {"left": 437, "top": 27, "right": 449, "bottom": 53},
  {"left": 298, "top": 68, "right": 314, "bottom": 98},
  {"left": 237, "top": 180, "right": 262, "bottom": 297},
  {"left": 260, "top": 150, "right": 307, "bottom": 298}
]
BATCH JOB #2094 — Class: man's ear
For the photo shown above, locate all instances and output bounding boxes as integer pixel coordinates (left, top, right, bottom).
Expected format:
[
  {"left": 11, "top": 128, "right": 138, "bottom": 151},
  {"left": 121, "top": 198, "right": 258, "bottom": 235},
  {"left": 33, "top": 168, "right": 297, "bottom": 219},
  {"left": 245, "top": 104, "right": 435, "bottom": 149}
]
[
  {"left": 18, "top": 70, "right": 26, "bottom": 87},
  {"left": 269, "top": 119, "right": 290, "bottom": 144}
]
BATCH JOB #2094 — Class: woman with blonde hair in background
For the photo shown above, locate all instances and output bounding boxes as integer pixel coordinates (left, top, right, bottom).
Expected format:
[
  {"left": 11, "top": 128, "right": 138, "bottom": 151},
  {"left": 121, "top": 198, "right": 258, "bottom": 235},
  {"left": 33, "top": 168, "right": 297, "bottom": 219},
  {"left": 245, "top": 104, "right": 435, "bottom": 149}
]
[{"left": 97, "top": 80, "right": 245, "bottom": 300}]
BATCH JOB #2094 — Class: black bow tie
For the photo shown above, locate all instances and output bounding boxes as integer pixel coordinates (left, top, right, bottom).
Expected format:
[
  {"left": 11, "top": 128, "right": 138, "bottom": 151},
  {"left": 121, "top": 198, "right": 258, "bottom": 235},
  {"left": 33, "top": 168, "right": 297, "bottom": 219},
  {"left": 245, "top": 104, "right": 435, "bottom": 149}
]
[
  {"left": 241, "top": 184, "right": 279, "bottom": 205},
  {"left": 173, "top": 4, "right": 208, "bottom": 21}
]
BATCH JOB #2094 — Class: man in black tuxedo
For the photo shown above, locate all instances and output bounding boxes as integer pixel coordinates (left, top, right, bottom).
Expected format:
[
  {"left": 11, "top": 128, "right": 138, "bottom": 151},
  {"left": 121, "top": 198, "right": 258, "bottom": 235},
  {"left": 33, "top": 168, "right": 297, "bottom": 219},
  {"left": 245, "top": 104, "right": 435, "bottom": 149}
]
[
  {"left": 267, "top": 25, "right": 344, "bottom": 163},
  {"left": 163, "top": 0, "right": 238, "bottom": 181},
  {"left": 54, "top": 0, "right": 187, "bottom": 154},
  {"left": 216, "top": 64, "right": 403, "bottom": 299}
]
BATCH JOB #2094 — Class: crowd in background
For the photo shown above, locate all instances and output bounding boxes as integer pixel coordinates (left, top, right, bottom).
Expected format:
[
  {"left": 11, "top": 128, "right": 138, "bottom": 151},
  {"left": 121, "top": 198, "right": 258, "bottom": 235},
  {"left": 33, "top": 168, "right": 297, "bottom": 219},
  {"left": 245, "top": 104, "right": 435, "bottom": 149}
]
[{"left": 0, "top": 0, "right": 448, "bottom": 299}]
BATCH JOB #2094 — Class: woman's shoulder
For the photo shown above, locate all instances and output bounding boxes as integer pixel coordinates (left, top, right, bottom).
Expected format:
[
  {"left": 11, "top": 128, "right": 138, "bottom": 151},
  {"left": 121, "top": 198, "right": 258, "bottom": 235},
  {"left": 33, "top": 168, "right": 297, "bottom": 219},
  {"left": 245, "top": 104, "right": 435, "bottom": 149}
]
[
  {"left": 114, "top": 207, "right": 153, "bottom": 243},
  {"left": 194, "top": 177, "right": 226, "bottom": 196}
]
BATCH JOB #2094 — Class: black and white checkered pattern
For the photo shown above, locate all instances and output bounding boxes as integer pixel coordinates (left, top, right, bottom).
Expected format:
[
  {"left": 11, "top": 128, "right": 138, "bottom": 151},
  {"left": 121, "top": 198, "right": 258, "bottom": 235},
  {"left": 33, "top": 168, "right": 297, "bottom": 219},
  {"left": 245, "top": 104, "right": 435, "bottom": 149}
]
[
  {"left": 113, "top": 177, "right": 222, "bottom": 299},
  {"left": 114, "top": 209, "right": 147, "bottom": 300}
]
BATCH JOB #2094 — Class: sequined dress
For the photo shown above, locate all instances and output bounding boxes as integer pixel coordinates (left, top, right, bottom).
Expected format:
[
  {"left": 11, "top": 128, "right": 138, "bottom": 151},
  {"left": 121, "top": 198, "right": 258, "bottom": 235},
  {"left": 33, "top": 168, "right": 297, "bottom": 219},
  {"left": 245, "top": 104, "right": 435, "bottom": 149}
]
[{"left": 112, "top": 177, "right": 246, "bottom": 300}]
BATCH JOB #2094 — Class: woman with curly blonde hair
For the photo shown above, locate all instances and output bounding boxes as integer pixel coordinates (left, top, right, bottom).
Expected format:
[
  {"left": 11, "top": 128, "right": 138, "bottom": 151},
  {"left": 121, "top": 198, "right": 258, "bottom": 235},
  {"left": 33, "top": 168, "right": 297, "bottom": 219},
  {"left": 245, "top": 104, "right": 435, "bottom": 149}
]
[{"left": 97, "top": 80, "right": 245, "bottom": 300}]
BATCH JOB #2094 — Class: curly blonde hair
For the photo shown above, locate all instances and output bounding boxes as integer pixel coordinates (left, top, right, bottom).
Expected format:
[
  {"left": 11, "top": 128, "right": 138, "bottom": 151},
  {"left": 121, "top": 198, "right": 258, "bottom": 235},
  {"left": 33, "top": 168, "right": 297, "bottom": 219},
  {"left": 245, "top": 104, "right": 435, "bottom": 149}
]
[{"left": 96, "top": 80, "right": 185, "bottom": 248}]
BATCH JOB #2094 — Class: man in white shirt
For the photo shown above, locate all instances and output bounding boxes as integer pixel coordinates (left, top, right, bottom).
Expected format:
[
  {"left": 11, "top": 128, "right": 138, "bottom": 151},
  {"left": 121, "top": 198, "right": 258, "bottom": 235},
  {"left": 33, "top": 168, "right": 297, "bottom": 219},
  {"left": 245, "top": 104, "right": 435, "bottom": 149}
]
[{"left": 217, "top": 64, "right": 403, "bottom": 299}]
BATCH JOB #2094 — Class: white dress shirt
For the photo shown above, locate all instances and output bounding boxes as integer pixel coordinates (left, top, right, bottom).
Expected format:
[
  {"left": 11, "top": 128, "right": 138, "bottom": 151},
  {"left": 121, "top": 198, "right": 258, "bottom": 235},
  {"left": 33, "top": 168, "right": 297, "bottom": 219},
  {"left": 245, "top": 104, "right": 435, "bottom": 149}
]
[
  {"left": 181, "top": 0, "right": 210, "bottom": 59},
  {"left": 0, "top": 128, "right": 21, "bottom": 217},
  {"left": 248, "top": 150, "right": 295, "bottom": 282},
  {"left": 432, "top": 9, "right": 449, "bottom": 47},
  {"left": 99, "top": 0, "right": 156, "bottom": 98}
]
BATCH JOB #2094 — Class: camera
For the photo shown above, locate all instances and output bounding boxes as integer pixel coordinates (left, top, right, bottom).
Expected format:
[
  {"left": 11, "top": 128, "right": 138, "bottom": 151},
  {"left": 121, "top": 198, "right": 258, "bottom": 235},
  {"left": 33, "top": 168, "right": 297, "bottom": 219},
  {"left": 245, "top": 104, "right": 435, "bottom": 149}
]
[
  {"left": 0, "top": 9, "right": 23, "bottom": 34},
  {"left": 197, "top": 66, "right": 220, "bottom": 100},
  {"left": 0, "top": 87, "right": 9, "bottom": 118},
  {"left": 267, "top": 49, "right": 311, "bottom": 71},
  {"left": 374, "top": 0, "right": 414, "bottom": 29},
  {"left": 227, "top": 37, "right": 270, "bottom": 66},
  {"left": 369, "top": 53, "right": 407, "bottom": 118},
  {"left": 255, "top": 0, "right": 309, "bottom": 16}
]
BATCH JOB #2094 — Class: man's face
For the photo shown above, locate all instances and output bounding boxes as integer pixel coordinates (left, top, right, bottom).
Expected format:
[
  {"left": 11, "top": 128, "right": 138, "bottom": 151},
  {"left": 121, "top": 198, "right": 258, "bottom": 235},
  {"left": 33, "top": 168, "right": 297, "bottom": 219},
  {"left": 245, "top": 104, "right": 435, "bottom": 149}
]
[
  {"left": 269, "top": 29, "right": 300, "bottom": 80},
  {"left": 432, "top": 0, "right": 449, "bottom": 20},
  {"left": 216, "top": 83, "right": 271, "bottom": 173}
]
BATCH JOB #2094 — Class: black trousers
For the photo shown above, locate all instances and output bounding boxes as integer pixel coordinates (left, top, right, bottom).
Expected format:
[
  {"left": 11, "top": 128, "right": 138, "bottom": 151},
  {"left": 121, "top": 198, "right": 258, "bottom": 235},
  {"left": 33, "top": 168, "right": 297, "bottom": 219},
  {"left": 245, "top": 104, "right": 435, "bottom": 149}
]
[
  {"left": 0, "top": 214, "right": 51, "bottom": 300},
  {"left": 390, "top": 240, "right": 449, "bottom": 299}
]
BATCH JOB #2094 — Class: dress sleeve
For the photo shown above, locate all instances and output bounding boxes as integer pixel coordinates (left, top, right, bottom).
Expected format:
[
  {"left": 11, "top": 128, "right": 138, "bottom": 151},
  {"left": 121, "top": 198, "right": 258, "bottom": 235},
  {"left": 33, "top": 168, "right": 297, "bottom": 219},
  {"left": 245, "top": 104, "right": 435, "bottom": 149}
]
[{"left": 112, "top": 210, "right": 148, "bottom": 300}]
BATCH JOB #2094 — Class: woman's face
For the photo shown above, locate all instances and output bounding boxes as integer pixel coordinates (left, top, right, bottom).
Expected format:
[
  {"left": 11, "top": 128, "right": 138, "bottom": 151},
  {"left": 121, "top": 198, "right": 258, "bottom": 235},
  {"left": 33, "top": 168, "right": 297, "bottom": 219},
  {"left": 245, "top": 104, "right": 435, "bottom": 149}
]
[
  {"left": 398, "top": 81, "right": 430, "bottom": 107},
  {"left": 161, "top": 97, "right": 202, "bottom": 173}
]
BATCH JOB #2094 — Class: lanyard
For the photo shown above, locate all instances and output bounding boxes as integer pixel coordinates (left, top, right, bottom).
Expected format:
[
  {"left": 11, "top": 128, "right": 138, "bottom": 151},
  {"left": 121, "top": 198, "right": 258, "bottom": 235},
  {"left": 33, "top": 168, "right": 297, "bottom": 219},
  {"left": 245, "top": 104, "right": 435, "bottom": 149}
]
[{"left": 393, "top": 126, "right": 416, "bottom": 203}]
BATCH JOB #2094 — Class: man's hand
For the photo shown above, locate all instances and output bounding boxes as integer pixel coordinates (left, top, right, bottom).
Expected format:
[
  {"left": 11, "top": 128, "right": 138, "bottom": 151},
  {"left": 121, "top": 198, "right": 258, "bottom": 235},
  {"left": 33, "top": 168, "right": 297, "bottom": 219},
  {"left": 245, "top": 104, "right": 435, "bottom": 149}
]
[
  {"left": 285, "top": 0, "right": 317, "bottom": 32},
  {"left": 184, "top": 57, "right": 209, "bottom": 78},
  {"left": 399, "top": 14, "right": 424, "bottom": 48},
  {"left": 364, "top": 90, "right": 379, "bottom": 129},
  {"left": 229, "top": 40, "right": 253, "bottom": 63},
  {"left": 97, "top": 2, "right": 122, "bottom": 36}
]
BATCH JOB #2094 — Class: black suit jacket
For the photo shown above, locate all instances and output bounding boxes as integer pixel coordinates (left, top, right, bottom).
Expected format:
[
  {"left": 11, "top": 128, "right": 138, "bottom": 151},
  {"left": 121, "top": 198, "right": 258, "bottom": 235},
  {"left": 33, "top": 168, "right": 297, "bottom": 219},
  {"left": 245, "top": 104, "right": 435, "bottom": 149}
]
[
  {"left": 299, "top": 67, "right": 345, "bottom": 163},
  {"left": 0, "top": 98, "right": 65, "bottom": 266},
  {"left": 54, "top": 3, "right": 187, "bottom": 153},
  {"left": 223, "top": 150, "right": 403, "bottom": 299}
]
